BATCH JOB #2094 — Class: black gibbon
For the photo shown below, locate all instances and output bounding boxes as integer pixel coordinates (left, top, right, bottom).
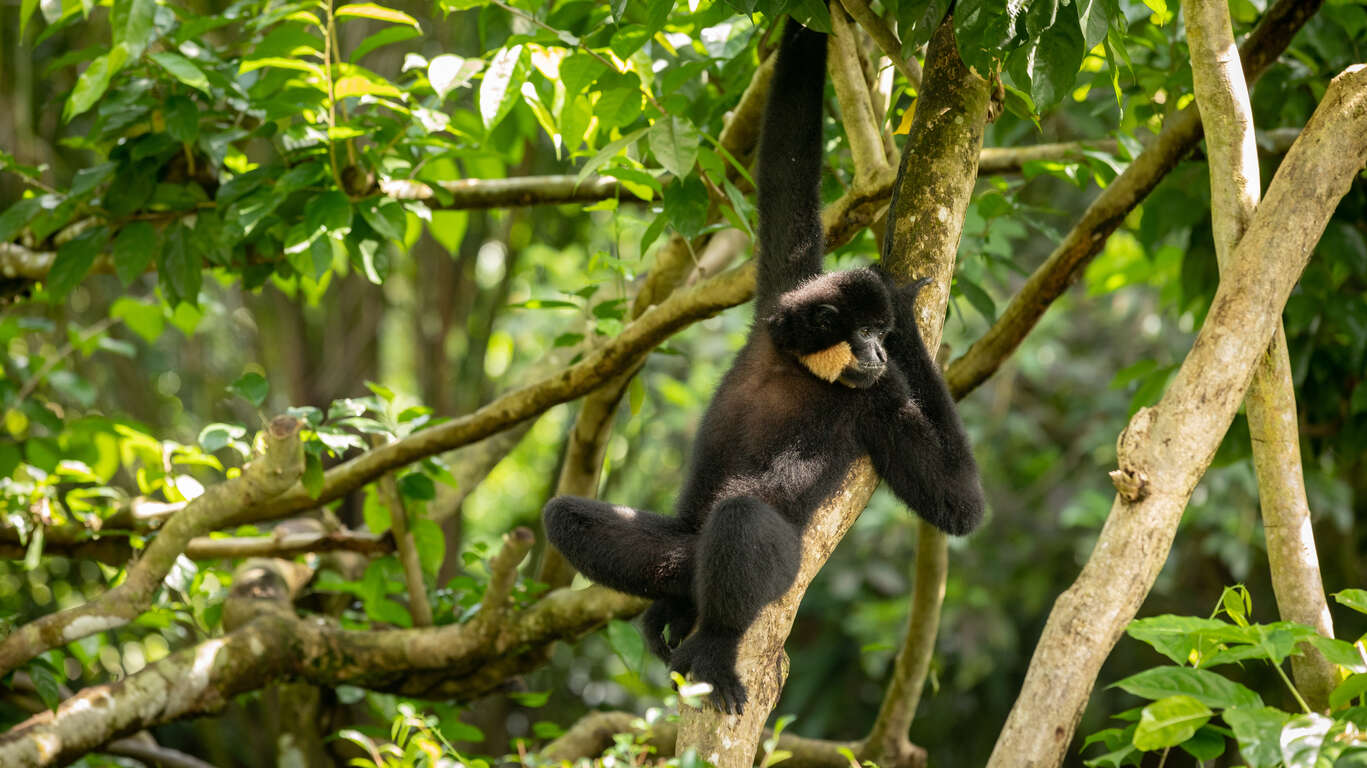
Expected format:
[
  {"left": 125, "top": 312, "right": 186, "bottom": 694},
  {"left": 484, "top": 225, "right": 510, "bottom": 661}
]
[{"left": 543, "top": 19, "right": 985, "bottom": 715}]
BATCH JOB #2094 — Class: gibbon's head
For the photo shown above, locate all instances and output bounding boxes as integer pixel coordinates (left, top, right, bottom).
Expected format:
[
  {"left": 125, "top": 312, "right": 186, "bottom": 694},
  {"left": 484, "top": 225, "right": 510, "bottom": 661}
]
[{"left": 766, "top": 268, "right": 894, "bottom": 389}]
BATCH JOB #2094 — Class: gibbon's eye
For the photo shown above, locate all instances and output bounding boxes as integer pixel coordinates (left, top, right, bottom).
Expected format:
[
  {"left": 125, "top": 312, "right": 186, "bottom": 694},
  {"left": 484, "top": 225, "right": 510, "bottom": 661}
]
[{"left": 858, "top": 327, "right": 873, "bottom": 339}]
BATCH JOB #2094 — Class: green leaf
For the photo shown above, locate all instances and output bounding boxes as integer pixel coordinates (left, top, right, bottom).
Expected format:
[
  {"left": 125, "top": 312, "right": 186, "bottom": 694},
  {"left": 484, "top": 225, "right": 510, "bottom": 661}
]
[
  {"left": 397, "top": 472, "right": 435, "bottom": 501},
  {"left": 606, "top": 618, "right": 645, "bottom": 675},
  {"left": 1010, "top": 3, "right": 1085, "bottom": 109},
  {"left": 65, "top": 45, "right": 130, "bottom": 121},
  {"left": 1335, "top": 589, "right": 1367, "bottom": 614},
  {"left": 411, "top": 516, "right": 444, "bottom": 579},
  {"left": 428, "top": 210, "right": 468, "bottom": 254},
  {"left": 1177, "top": 725, "right": 1226, "bottom": 761},
  {"left": 47, "top": 226, "right": 109, "bottom": 301},
  {"left": 362, "top": 486, "right": 390, "bottom": 534},
  {"left": 1306, "top": 635, "right": 1367, "bottom": 674},
  {"left": 1332, "top": 674, "right": 1367, "bottom": 711},
  {"left": 0, "top": 197, "right": 44, "bottom": 242},
  {"left": 595, "top": 71, "right": 644, "bottom": 130},
  {"left": 111, "top": 296, "right": 164, "bottom": 342},
  {"left": 306, "top": 190, "right": 353, "bottom": 235},
  {"left": 27, "top": 658, "right": 63, "bottom": 712},
  {"left": 560, "top": 54, "right": 607, "bottom": 98},
  {"left": 198, "top": 423, "right": 246, "bottom": 453},
  {"left": 302, "top": 451, "right": 325, "bottom": 498},
  {"left": 149, "top": 51, "right": 211, "bottom": 94},
  {"left": 359, "top": 199, "right": 406, "bottom": 243},
  {"left": 575, "top": 126, "right": 651, "bottom": 184},
  {"left": 335, "top": 3, "right": 420, "bottom": 29},
  {"left": 1132, "top": 695, "right": 1211, "bottom": 750},
  {"left": 228, "top": 371, "right": 269, "bottom": 407},
  {"left": 164, "top": 94, "right": 199, "bottom": 143},
  {"left": 662, "top": 176, "right": 708, "bottom": 238},
  {"left": 1126, "top": 614, "right": 1229, "bottom": 665},
  {"left": 349, "top": 25, "right": 420, "bottom": 63},
  {"left": 159, "top": 222, "right": 201, "bottom": 305},
  {"left": 334, "top": 75, "right": 401, "bottom": 100},
  {"left": 956, "top": 276, "right": 996, "bottom": 323},
  {"left": 112, "top": 0, "right": 156, "bottom": 59},
  {"left": 1114, "top": 666, "right": 1262, "bottom": 709},
  {"left": 478, "top": 45, "right": 530, "bottom": 131},
  {"left": 1280, "top": 713, "right": 1335, "bottom": 768},
  {"left": 649, "top": 115, "right": 701, "bottom": 178},
  {"left": 1223, "top": 706, "right": 1291, "bottom": 768},
  {"left": 111, "top": 221, "right": 157, "bottom": 286}
]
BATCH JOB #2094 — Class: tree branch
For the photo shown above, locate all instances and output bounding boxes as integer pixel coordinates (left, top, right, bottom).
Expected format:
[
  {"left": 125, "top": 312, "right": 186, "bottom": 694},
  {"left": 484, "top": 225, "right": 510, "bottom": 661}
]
[
  {"left": 831, "top": 6, "right": 893, "bottom": 184},
  {"left": 986, "top": 62, "right": 1367, "bottom": 768},
  {"left": 0, "top": 552, "right": 647, "bottom": 767},
  {"left": 373, "top": 441, "right": 434, "bottom": 627},
  {"left": 836, "top": 0, "right": 923, "bottom": 89},
  {"left": 0, "top": 416, "right": 304, "bottom": 679},
  {"left": 1183, "top": 0, "right": 1336, "bottom": 709},
  {"left": 944, "top": 0, "right": 1325, "bottom": 399}
]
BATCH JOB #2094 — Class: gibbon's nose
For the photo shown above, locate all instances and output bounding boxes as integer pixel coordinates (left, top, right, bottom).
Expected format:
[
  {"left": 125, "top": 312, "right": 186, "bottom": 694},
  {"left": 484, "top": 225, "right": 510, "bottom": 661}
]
[{"left": 873, "top": 344, "right": 887, "bottom": 365}]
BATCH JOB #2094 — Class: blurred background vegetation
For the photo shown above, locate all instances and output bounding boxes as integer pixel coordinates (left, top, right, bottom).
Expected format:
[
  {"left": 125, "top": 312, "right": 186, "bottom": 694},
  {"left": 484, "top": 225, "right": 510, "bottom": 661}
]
[{"left": 1, "top": 0, "right": 1365, "bottom": 764}]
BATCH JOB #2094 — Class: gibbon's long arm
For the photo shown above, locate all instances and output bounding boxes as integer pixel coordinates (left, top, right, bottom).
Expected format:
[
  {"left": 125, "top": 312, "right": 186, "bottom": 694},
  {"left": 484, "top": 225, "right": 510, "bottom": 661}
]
[
  {"left": 755, "top": 21, "right": 828, "bottom": 312},
  {"left": 864, "top": 283, "right": 986, "bottom": 535}
]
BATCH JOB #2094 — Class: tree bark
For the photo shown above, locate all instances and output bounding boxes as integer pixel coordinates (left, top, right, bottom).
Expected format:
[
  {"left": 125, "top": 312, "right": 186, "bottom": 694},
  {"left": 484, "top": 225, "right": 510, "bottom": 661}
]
[
  {"left": 1182, "top": 0, "right": 1336, "bottom": 709},
  {"left": 985, "top": 64, "right": 1367, "bottom": 768}
]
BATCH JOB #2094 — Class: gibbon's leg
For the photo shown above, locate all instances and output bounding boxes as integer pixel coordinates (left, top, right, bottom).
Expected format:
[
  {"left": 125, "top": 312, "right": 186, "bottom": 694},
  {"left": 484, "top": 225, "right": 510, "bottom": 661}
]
[
  {"left": 643, "top": 596, "right": 698, "bottom": 661},
  {"left": 670, "top": 496, "right": 801, "bottom": 715},
  {"left": 542, "top": 496, "right": 695, "bottom": 599}
]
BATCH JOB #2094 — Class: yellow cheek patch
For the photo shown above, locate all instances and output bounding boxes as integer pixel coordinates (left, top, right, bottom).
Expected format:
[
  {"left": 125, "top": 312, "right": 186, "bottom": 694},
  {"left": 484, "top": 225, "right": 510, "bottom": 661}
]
[{"left": 800, "top": 342, "right": 854, "bottom": 382}]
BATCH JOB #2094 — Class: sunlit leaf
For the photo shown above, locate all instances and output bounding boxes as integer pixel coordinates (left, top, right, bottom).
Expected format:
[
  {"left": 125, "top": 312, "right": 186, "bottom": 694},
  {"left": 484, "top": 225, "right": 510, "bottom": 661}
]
[{"left": 335, "top": 3, "right": 420, "bottom": 29}]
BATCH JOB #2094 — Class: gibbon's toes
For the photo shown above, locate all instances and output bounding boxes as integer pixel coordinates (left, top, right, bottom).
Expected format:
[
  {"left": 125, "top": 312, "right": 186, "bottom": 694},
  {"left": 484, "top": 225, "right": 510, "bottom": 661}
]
[{"left": 699, "top": 666, "right": 746, "bottom": 716}]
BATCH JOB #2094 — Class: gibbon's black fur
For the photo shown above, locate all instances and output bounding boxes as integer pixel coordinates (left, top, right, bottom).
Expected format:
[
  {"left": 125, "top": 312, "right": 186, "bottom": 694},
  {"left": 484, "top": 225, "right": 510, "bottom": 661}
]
[{"left": 543, "top": 19, "right": 984, "bottom": 715}]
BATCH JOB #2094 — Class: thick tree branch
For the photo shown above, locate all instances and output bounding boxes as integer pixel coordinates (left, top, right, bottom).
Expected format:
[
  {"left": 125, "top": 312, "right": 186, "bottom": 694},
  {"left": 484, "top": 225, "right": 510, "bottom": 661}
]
[
  {"left": 0, "top": 416, "right": 304, "bottom": 679},
  {"left": 944, "top": 0, "right": 1325, "bottom": 399},
  {"left": 986, "top": 63, "right": 1367, "bottom": 768},
  {"left": 1183, "top": 0, "right": 1336, "bottom": 709},
  {"left": 0, "top": 546, "right": 646, "bottom": 767}
]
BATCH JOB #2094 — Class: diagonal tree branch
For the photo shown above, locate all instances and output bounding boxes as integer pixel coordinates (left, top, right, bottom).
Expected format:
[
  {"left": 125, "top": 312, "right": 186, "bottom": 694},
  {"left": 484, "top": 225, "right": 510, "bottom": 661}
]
[{"left": 986, "top": 62, "right": 1367, "bottom": 768}]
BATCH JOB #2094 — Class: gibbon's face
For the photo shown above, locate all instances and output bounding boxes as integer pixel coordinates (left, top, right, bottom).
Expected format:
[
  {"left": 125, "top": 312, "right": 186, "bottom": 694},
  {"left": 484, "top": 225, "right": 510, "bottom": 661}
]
[
  {"left": 768, "top": 269, "right": 896, "bottom": 389},
  {"left": 798, "top": 320, "right": 889, "bottom": 388}
]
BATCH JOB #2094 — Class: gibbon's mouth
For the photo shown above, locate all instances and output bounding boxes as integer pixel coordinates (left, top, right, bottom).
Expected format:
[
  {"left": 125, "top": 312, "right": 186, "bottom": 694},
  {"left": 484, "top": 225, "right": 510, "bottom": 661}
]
[{"left": 838, "top": 363, "right": 885, "bottom": 389}]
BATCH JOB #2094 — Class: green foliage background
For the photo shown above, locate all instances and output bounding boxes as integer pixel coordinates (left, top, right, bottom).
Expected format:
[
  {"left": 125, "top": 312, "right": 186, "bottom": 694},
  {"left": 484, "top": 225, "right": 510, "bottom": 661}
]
[{"left": 1, "top": 0, "right": 1366, "bottom": 764}]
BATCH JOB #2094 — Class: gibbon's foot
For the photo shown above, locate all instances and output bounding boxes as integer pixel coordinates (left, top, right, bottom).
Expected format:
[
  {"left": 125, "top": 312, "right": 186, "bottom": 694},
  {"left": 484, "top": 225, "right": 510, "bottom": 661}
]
[
  {"left": 671, "top": 630, "right": 746, "bottom": 715},
  {"left": 643, "top": 598, "right": 697, "bottom": 662}
]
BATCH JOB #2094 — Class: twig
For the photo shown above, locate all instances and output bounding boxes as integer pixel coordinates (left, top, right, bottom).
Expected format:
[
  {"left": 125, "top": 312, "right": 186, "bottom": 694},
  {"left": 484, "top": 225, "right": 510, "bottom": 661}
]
[{"left": 836, "top": 0, "right": 923, "bottom": 89}]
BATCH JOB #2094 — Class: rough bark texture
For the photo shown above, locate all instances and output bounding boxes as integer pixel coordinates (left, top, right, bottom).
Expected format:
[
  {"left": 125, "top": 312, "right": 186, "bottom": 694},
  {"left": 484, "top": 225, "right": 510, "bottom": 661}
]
[
  {"left": 673, "top": 16, "right": 989, "bottom": 767},
  {"left": 985, "top": 64, "right": 1367, "bottom": 768},
  {"left": 944, "top": 0, "right": 1325, "bottom": 399},
  {"left": 1183, "top": 0, "right": 1336, "bottom": 709}
]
